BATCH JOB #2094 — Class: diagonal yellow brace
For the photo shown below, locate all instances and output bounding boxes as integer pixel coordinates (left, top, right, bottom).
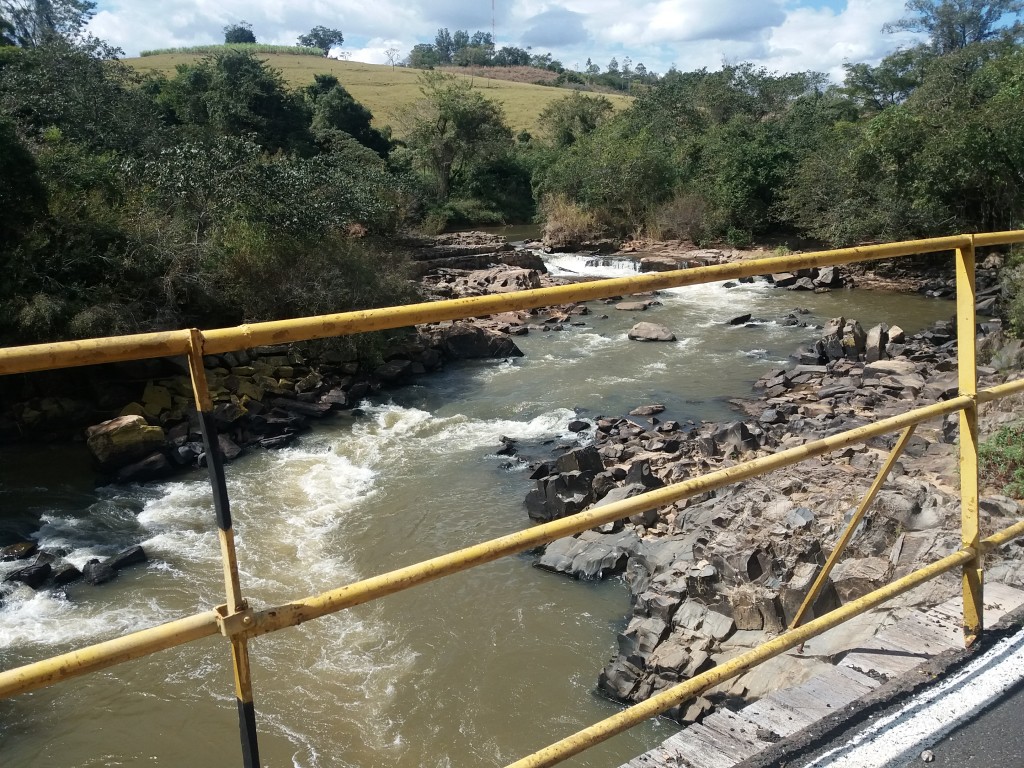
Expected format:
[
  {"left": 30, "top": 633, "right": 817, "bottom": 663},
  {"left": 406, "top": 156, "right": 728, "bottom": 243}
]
[{"left": 788, "top": 423, "right": 918, "bottom": 633}]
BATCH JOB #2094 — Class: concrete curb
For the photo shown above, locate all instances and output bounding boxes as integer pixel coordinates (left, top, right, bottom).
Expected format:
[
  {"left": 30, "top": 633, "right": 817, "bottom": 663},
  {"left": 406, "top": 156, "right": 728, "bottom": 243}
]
[{"left": 733, "top": 601, "right": 1024, "bottom": 768}]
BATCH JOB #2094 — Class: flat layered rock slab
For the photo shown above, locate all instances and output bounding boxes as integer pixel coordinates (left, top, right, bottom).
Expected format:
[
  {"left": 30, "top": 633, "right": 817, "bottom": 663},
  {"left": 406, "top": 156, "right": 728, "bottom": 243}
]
[
  {"left": 742, "top": 696, "right": 819, "bottom": 737},
  {"left": 618, "top": 586, "right": 1024, "bottom": 768},
  {"left": 928, "top": 582, "right": 1024, "bottom": 626},
  {"left": 661, "top": 721, "right": 760, "bottom": 767},
  {"left": 840, "top": 638, "right": 933, "bottom": 679}
]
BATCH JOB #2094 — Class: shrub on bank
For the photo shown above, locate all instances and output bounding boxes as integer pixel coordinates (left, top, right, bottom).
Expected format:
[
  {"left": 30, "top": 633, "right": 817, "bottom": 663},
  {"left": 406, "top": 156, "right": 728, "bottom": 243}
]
[
  {"left": 539, "top": 194, "right": 601, "bottom": 246},
  {"left": 980, "top": 421, "right": 1024, "bottom": 499}
]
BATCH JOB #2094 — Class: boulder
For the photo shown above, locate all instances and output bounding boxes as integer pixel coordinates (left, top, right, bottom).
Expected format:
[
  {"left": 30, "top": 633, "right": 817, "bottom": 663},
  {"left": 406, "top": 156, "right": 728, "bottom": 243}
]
[
  {"left": 830, "top": 557, "right": 892, "bottom": 602},
  {"left": 86, "top": 415, "right": 166, "bottom": 470},
  {"left": 1, "top": 541, "right": 38, "bottom": 561},
  {"left": 771, "top": 273, "right": 798, "bottom": 287},
  {"left": 628, "top": 322, "right": 676, "bottom": 342},
  {"left": 639, "top": 256, "right": 682, "bottom": 272},
  {"left": 630, "top": 404, "right": 666, "bottom": 418},
  {"left": 4, "top": 561, "right": 51, "bottom": 589},
  {"left": 862, "top": 359, "right": 920, "bottom": 381},
  {"left": 598, "top": 656, "right": 643, "bottom": 701},
  {"left": 814, "top": 266, "right": 842, "bottom": 288},
  {"left": 82, "top": 559, "right": 117, "bottom": 585},
  {"left": 555, "top": 445, "right": 604, "bottom": 474},
  {"left": 453, "top": 266, "right": 542, "bottom": 295},
  {"left": 624, "top": 460, "right": 665, "bottom": 489},
  {"left": 703, "top": 610, "right": 736, "bottom": 641},
  {"left": 865, "top": 324, "right": 889, "bottom": 363},
  {"left": 53, "top": 563, "right": 82, "bottom": 585},
  {"left": 115, "top": 451, "right": 174, "bottom": 483},
  {"left": 433, "top": 324, "right": 525, "bottom": 359},
  {"left": 712, "top": 421, "right": 760, "bottom": 454},
  {"left": 537, "top": 528, "right": 640, "bottom": 579},
  {"left": 842, "top": 319, "right": 867, "bottom": 360},
  {"left": 108, "top": 545, "right": 148, "bottom": 571}
]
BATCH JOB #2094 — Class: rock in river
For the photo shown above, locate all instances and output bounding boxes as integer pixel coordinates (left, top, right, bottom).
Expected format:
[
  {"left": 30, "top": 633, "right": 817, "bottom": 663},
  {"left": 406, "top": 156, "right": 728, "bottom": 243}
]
[{"left": 627, "top": 322, "right": 676, "bottom": 342}]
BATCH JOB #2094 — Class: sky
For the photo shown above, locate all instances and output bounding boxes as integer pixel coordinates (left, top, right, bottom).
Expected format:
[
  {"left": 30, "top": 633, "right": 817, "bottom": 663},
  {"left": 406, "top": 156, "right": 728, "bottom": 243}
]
[{"left": 88, "top": 0, "right": 928, "bottom": 84}]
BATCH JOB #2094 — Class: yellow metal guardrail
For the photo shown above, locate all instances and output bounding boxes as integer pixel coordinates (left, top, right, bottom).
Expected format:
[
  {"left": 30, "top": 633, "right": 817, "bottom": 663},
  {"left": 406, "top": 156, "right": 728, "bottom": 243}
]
[{"left": 2, "top": 232, "right": 1024, "bottom": 767}]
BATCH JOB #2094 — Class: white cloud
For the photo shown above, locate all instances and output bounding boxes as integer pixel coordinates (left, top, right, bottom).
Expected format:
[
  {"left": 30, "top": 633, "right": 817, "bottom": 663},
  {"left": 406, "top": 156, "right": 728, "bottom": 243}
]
[
  {"left": 763, "top": 0, "right": 923, "bottom": 80},
  {"left": 88, "top": 0, "right": 925, "bottom": 83}
]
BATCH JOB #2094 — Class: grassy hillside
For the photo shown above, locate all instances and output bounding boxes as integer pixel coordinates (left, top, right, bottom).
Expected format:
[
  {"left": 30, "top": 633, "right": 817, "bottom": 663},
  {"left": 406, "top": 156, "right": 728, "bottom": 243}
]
[{"left": 125, "top": 53, "right": 633, "bottom": 136}]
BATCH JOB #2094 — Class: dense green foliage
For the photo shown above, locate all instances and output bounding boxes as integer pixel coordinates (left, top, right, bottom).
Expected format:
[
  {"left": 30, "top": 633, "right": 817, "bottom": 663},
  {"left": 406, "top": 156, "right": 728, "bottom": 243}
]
[
  {"left": 0, "top": 40, "right": 416, "bottom": 345},
  {"left": 531, "top": 9, "right": 1024, "bottom": 249},
  {"left": 7, "top": 0, "right": 1024, "bottom": 345},
  {"left": 400, "top": 72, "right": 530, "bottom": 230},
  {"left": 980, "top": 420, "right": 1024, "bottom": 498}
]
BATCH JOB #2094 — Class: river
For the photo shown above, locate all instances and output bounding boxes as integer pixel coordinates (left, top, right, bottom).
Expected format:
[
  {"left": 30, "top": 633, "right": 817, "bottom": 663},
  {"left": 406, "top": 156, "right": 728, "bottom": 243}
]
[{"left": 0, "top": 254, "right": 958, "bottom": 767}]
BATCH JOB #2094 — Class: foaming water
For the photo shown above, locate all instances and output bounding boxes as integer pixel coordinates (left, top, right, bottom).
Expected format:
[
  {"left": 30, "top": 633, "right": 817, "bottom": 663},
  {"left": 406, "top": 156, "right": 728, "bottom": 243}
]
[{"left": 0, "top": 253, "right": 959, "bottom": 768}]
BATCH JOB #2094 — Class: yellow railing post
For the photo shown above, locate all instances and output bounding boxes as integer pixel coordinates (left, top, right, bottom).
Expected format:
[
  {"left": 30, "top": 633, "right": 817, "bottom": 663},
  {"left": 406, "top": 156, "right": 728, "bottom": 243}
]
[
  {"left": 956, "top": 238, "right": 983, "bottom": 646},
  {"left": 186, "top": 330, "right": 261, "bottom": 767}
]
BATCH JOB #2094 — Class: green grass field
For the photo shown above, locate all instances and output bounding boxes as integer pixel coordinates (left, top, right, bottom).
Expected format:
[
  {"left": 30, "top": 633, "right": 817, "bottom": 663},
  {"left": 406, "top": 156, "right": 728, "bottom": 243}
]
[{"left": 125, "top": 52, "right": 633, "bottom": 137}]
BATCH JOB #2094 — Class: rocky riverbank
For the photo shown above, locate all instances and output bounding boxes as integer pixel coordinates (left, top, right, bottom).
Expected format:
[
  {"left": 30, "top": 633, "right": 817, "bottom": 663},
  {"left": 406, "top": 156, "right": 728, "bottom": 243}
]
[{"left": 513, "top": 307, "right": 1024, "bottom": 724}]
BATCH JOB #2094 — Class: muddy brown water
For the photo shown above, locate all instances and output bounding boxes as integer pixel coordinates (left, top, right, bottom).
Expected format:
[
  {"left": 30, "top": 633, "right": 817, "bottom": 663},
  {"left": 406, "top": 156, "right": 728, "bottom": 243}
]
[{"left": 0, "top": 256, "right": 957, "bottom": 767}]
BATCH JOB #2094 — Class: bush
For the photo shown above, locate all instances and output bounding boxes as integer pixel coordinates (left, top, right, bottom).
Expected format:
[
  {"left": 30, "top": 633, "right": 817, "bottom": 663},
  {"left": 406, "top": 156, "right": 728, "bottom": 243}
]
[
  {"left": 980, "top": 421, "right": 1024, "bottom": 498},
  {"left": 1004, "top": 246, "right": 1024, "bottom": 337},
  {"left": 534, "top": 120, "right": 675, "bottom": 233},
  {"left": 645, "top": 194, "right": 718, "bottom": 243},
  {"left": 422, "top": 199, "right": 505, "bottom": 234},
  {"left": 539, "top": 194, "right": 600, "bottom": 245}
]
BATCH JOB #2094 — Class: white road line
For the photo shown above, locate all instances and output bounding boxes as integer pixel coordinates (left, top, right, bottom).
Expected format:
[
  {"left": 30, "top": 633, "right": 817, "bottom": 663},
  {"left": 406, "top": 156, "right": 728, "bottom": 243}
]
[{"left": 803, "top": 628, "right": 1024, "bottom": 767}]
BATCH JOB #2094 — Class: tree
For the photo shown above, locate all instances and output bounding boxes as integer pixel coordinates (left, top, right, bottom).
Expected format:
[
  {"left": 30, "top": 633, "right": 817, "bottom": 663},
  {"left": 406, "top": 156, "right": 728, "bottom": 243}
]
[
  {"left": 384, "top": 46, "right": 400, "bottom": 69},
  {"left": 452, "top": 29, "right": 470, "bottom": 52},
  {"left": 538, "top": 92, "right": 614, "bottom": 148},
  {"left": 304, "top": 73, "right": 391, "bottom": 156},
  {"left": 407, "top": 43, "right": 440, "bottom": 69},
  {"left": 223, "top": 21, "right": 255, "bottom": 44},
  {"left": 842, "top": 48, "right": 927, "bottom": 113},
  {"left": 434, "top": 28, "right": 454, "bottom": 64},
  {"left": 493, "top": 46, "right": 530, "bottom": 66},
  {"left": 0, "top": 0, "right": 95, "bottom": 46},
  {"left": 403, "top": 72, "right": 512, "bottom": 201},
  {"left": 883, "top": 0, "right": 1024, "bottom": 52},
  {"left": 160, "top": 49, "right": 312, "bottom": 155},
  {"left": 297, "top": 25, "right": 344, "bottom": 56}
]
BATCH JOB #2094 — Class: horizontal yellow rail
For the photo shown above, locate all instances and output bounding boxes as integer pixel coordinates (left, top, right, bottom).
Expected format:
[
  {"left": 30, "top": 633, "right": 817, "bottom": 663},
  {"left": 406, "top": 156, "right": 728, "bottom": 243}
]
[
  {"left": 6, "top": 378, "right": 1023, "bottom": 699},
  {"left": 3, "top": 232, "right": 1023, "bottom": 376}
]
